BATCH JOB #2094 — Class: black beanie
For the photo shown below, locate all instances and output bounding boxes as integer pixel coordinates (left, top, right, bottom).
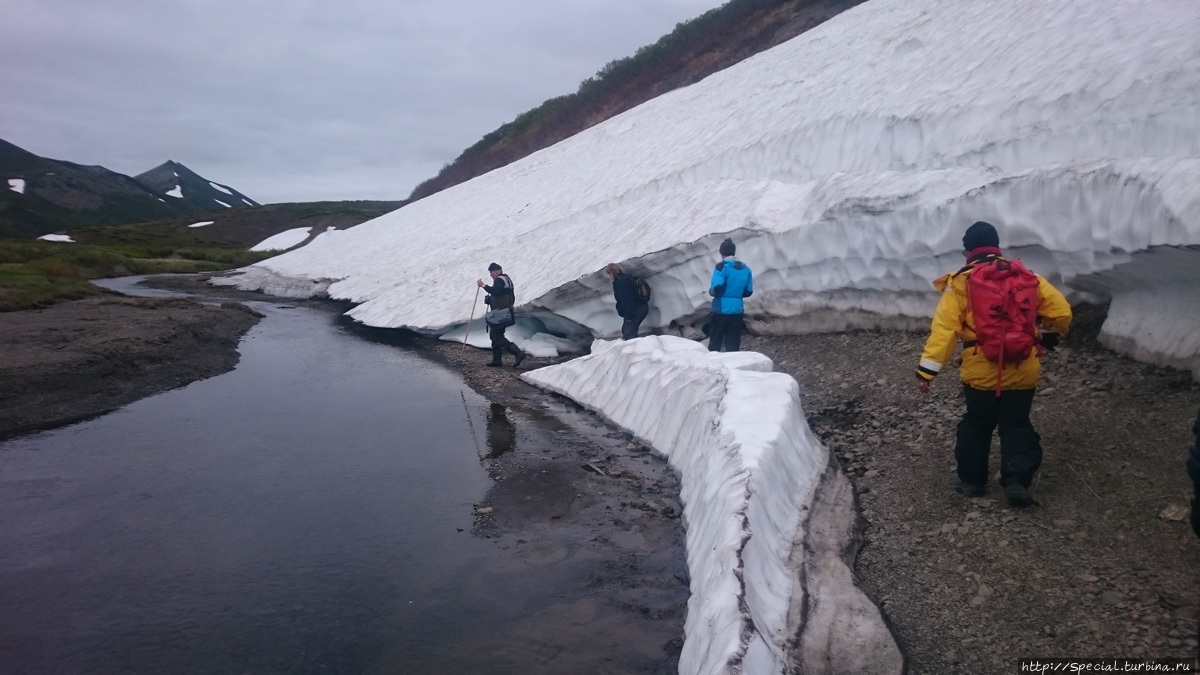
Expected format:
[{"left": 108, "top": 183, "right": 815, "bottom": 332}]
[
  {"left": 962, "top": 221, "right": 999, "bottom": 250},
  {"left": 487, "top": 262, "right": 502, "bottom": 271},
  {"left": 719, "top": 238, "right": 736, "bottom": 257}
]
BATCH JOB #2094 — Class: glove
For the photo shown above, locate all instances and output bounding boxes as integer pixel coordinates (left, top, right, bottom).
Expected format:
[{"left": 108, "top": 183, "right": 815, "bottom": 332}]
[{"left": 1040, "top": 332, "right": 1060, "bottom": 351}]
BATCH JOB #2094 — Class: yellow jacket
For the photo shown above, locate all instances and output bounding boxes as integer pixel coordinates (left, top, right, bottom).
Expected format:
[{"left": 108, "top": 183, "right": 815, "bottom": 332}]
[{"left": 917, "top": 256, "right": 1072, "bottom": 391}]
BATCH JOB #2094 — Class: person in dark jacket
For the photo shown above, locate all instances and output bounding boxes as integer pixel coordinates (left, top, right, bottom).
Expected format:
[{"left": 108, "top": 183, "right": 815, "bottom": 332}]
[
  {"left": 708, "top": 238, "right": 753, "bottom": 352},
  {"left": 476, "top": 262, "right": 526, "bottom": 368},
  {"left": 605, "top": 263, "right": 649, "bottom": 340},
  {"left": 1189, "top": 408, "right": 1200, "bottom": 539}
]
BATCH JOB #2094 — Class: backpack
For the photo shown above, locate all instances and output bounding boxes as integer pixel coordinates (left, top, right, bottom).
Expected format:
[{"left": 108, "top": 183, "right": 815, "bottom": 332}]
[
  {"left": 634, "top": 277, "right": 652, "bottom": 303},
  {"left": 966, "top": 258, "right": 1041, "bottom": 393}
]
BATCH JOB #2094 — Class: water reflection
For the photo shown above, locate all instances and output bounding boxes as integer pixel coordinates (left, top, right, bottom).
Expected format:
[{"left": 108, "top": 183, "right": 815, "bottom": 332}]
[{"left": 485, "top": 403, "right": 516, "bottom": 458}]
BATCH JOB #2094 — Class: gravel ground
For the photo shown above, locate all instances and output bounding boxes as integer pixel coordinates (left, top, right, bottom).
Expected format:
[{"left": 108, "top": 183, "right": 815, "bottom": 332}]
[{"left": 740, "top": 306, "right": 1200, "bottom": 674}]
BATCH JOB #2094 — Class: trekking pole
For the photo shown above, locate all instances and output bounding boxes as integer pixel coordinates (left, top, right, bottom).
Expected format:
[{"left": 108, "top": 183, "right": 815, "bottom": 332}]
[{"left": 461, "top": 285, "right": 481, "bottom": 357}]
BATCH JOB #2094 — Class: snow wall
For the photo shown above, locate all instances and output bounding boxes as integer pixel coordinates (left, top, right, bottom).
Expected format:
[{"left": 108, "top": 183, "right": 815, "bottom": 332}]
[
  {"left": 221, "top": 0, "right": 1200, "bottom": 378},
  {"left": 522, "top": 336, "right": 903, "bottom": 675}
]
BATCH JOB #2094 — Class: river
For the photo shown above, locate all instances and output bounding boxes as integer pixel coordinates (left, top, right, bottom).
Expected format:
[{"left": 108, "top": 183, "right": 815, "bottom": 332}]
[{"left": 0, "top": 280, "right": 684, "bottom": 674}]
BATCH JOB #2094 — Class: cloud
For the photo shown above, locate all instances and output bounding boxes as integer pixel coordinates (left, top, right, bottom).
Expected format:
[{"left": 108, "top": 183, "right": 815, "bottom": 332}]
[{"left": 0, "top": 0, "right": 726, "bottom": 203}]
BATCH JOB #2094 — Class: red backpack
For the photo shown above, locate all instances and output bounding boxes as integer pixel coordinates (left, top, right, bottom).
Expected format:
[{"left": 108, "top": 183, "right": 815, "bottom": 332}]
[{"left": 966, "top": 258, "right": 1041, "bottom": 394}]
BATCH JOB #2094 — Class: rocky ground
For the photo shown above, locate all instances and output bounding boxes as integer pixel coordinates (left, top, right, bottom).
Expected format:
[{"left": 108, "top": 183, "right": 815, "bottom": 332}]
[
  {"left": 0, "top": 294, "right": 262, "bottom": 440},
  {"left": 4, "top": 274, "right": 1196, "bottom": 673},
  {"left": 741, "top": 310, "right": 1200, "bottom": 674}
]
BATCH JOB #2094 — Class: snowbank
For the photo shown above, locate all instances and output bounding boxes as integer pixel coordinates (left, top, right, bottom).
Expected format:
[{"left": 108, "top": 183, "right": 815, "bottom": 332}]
[
  {"left": 523, "top": 336, "right": 902, "bottom": 675},
  {"left": 223, "top": 0, "right": 1200, "bottom": 372}
]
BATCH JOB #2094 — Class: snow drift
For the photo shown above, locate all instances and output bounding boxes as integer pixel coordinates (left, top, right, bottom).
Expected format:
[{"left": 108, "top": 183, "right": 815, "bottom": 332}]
[
  {"left": 221, "top": 0, "right": 1200, "bottom": 375},
  {"left": 523, "top": 337, "right": 903, "bottom": 675}
]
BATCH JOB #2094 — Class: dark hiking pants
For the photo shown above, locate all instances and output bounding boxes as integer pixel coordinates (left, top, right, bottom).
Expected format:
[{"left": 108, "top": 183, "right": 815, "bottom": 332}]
[
  {"left": 956, "top": 385, "right": 1041, "bottom": 489},
  {"left": 489, "top": 325, "right": 520, "bottom": 363},
  {"left": 708, "top": 313, "right": 744, "bottom": 352},
  {"left": 622, "top": 303, "right": 649, "bottom": 340}
]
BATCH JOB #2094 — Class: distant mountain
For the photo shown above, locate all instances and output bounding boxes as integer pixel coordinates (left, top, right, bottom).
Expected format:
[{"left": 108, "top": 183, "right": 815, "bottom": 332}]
[
  {"left": 0, "top": 140, "right": 266, "bottom": 239},
  {"left": 0, "top": 138, "right": 184, "bottom": 238},
  {"left": 135, "top": 160, "right": 260, "bottom": 212},
  {"left": 0, "top": 137, "right": 402, "bottom": 248}
]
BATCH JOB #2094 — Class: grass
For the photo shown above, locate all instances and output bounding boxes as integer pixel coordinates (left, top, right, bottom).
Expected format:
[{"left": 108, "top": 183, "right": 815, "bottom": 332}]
[{"left": 0, "top": 238, "right": 272, "bottom": 311}]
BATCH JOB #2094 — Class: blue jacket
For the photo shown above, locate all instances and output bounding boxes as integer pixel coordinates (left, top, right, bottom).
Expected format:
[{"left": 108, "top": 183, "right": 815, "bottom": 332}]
[{"left": 709, "top": 257, "right": 753, "bottom": 315}]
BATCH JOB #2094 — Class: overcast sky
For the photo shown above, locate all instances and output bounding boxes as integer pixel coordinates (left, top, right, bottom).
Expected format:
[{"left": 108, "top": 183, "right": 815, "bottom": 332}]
[{"left": 0, "top": 0, "right": 727, "bottom": 204}]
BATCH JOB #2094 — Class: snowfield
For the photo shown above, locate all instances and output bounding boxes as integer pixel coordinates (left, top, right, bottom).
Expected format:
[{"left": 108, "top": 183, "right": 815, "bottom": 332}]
[
  {"left": 221, "top": 0, "right": 1200, "bottom": 377},
  {"left": 216, "top": 0, "right": 1200, "bottom": 671}
]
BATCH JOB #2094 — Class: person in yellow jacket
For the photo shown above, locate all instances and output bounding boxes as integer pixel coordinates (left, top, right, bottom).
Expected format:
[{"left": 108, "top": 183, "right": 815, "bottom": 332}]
[{"left": 916, "top": 221, "right": 1072, "bottom": 507}]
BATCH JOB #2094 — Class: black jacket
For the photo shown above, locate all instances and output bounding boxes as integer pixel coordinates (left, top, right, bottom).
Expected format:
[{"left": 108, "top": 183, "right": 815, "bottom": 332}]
[
  {"left": 1188, "top": 408, "right": 1200, "bottom": 538},
  {"left": 482, "top": 274, "right": 515, "bottom": 310},
  {"left": 612, "top": 273, "right": 643, "bottom": 318}
]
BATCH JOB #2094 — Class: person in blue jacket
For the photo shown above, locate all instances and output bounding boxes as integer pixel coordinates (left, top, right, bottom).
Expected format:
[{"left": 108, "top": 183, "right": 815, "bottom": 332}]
[{"left": 708, "top": 237, "right": 753, "bottom": 352}]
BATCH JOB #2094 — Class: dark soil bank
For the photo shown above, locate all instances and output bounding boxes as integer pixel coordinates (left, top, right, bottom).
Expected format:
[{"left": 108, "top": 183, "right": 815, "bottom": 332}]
[{"left": 0, "top": 296, "right": 262, "bottom": 440}]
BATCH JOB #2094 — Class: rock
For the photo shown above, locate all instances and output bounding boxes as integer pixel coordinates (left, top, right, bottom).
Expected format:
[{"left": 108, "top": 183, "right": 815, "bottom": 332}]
[
  {"left": 475, "top": 506, "right": 494, "bottom": 515},
  {"left": 1077, "top": 573, "right": 1099, "bottom": 583},
  {"left": 1101, "top": 591, "right": 1128, "bottom": 605},
  {"left": 1158, "top": 504, "right": 1189, "bottom": 521},
  {"left": 944, "top": 650, "right": 961, "bottom": 665},
  {"left": 581, "top": 463, "right": 607, "bottom": 476}
]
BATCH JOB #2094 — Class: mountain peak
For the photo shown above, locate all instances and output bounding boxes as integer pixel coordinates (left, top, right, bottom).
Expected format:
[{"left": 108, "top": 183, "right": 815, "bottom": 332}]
[{"left": 135, "top": 161, "right": 259, "bottom": 209}]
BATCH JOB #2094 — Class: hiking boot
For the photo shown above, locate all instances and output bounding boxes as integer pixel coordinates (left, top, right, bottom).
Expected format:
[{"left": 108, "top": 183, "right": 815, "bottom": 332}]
[
  {"left": 488, "top": 347, "right": 503, "bottom": 367},
  {"left": 953, "top": 477, "right": 986, "bottom": 498},
  {"left": 1005, "top": 483, "right": 1034, "bottom": 507},
  {"left": 487, "top": 360, "right": 503, "bottom": 367},
  {"left": 506, "top": 343, "right": 525, "bottom": 368}
]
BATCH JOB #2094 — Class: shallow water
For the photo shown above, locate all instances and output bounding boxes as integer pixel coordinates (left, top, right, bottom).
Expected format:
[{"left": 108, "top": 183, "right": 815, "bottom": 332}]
[{"left": 0, "top": 285, "right": 680, "bottom": 674}]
